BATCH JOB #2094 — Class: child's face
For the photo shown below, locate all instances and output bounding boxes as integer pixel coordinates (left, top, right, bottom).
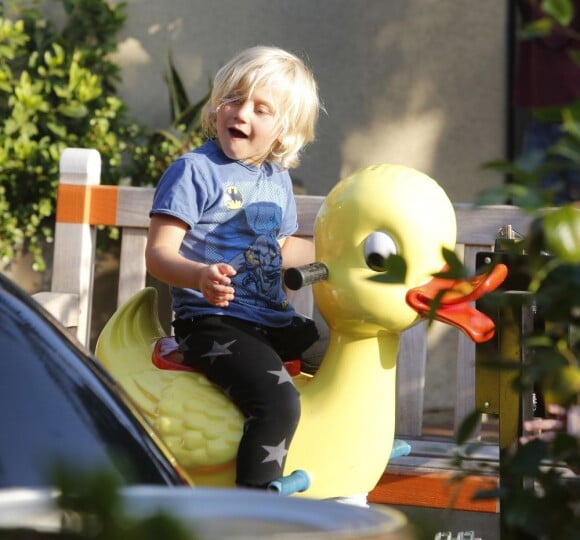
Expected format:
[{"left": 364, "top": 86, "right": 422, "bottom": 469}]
[{"left": 216, "top": 86, "right": 282, "bottom": 166}]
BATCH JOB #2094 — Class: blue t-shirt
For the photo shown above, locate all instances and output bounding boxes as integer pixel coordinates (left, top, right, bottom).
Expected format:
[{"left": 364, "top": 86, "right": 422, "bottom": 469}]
[{"left": 150, "top": 140, "right": 298, "bottom": 327}]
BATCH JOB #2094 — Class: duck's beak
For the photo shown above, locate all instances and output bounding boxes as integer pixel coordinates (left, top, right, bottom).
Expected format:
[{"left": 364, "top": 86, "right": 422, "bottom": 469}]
[{"left": 405, "top": 263, "right": 508, "bottom": 343}]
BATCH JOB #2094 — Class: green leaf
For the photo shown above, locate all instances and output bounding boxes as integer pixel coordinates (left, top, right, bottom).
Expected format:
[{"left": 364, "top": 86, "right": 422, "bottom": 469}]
[
  {"left": 173, "top": 84, "right": 211, "bottom": 133},
  {"left": 550, "top": 137, "right": 580, "bottom": 163},
  {"left": 510, "top": 439, "right": 548, "bottom": 475},
  {"left": 433, "top": 247, "right": 467, "bottom": 279},
  {"left": 475, "top": 186, "right": 512, "bottom": 205},
  {"left": 518, "top": 17, "right": 553, "bottom": 39},
  {"left": 541, "top": 0, "right": 574, "bottom": 25},
  {"left": 552, "top": 432, "right": 580, "bottom": 464},
  {"left": 366, "top": 253, "right": 407, "bottom": 284},
  {"left": 455, "top": 409, "right": 481, "bottom": 445},
  {"left": 165, "top": 49, "right": 191, "bottom": 123},
  {"left": 472, "top": 487, "right": 501, "bottom": 500},
  {"left": 58, "top": 101, "right": 89, "bottom": 118},
  {"left": 543, "top": 205, "right": 580, "bottom": 262},
  {"left": 475, "top": 183, "right": 546, "bottom": 209},
  {"left": 561, "top": 107, "right": 580, "bottom": 138},
  {"left": 481, "top": 158, "right": 525, "bottom": 175},
  {"left": 506, "top": 185, "right": 547, "bottom": 210}
]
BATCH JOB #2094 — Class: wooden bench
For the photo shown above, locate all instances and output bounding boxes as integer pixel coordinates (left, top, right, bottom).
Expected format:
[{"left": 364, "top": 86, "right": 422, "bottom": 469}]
[{"left": 34, "top": 147, "right": 535, "bottom": 512}]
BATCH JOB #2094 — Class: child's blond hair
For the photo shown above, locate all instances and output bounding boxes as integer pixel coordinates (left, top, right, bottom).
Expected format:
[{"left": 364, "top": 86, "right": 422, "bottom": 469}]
[{"left": 201, "top": 46, "right": 321, "bottom": 169}]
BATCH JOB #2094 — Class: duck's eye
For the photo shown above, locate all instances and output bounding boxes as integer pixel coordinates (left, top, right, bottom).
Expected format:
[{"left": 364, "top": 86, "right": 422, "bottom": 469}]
[{"left": 364, "top": 232, "right": 397, "bottom": 272}]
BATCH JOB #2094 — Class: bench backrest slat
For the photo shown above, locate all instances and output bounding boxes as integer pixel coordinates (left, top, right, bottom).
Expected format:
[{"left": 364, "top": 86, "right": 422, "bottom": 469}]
[
  {"left": 396, "top": 322, "right": 428, "bottom": 436},
  {"left": 118, "top": 227, "right": 149, "bottom": 307}
]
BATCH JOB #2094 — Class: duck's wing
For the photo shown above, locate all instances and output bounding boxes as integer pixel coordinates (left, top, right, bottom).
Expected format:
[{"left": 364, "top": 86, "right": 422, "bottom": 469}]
[
  {"left": 95, "top": 288, "right": 243, "bottom": 470},
  {"left": 155, "top": 373, "right": 243, "bottom": 468}
]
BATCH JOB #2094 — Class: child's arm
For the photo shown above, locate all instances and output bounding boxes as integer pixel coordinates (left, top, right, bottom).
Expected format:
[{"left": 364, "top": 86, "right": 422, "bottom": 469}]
[
  {"left": 146, "top": 214, "right": 236, "bottom": 307},
  {"left": 279, "top": 236, "right": 315, "bottom": 269}
]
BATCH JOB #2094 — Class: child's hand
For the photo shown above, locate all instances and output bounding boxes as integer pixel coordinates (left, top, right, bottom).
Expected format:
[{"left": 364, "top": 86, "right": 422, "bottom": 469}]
[{"left": 199, "top": 263, "right": 236, "bottom": 307}]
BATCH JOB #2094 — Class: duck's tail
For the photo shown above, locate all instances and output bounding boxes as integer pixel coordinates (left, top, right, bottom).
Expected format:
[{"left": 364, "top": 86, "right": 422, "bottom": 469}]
[{"left": 95, "top": 287, "right": 167, "bottom": 378}]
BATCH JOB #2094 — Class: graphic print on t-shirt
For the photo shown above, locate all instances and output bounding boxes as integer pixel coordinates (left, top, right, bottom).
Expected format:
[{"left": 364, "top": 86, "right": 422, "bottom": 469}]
[
  {"left": 224, "top": 185, "right": 243, "bottom": 209},
  {"left": 209, "top": 201, "right": 288, "bottom": 310}
]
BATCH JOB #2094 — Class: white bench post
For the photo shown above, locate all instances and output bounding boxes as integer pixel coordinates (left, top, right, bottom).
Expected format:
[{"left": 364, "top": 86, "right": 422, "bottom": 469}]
[{"left": 48, "top": 148, "right": 101, "bottom": 347}]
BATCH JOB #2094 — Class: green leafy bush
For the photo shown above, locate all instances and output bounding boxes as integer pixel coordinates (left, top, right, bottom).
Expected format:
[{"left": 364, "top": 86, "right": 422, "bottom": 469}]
[
  {"left": 0, "top": 1, "right": 207, "bottom": 272},
  {"left": 0, "top": 0, "right": 142, "bottom": 271}
]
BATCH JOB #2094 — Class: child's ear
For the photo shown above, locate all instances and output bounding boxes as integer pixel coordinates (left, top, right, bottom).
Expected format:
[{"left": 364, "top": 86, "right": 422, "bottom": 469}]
[{"left": 272, "top": 137, "right": 284, "bottom": 153}]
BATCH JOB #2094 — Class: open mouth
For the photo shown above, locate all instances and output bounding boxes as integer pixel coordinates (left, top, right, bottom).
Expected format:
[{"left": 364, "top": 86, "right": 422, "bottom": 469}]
[{"left": 228, "top": 127, "right": 248, "bottom": 139}]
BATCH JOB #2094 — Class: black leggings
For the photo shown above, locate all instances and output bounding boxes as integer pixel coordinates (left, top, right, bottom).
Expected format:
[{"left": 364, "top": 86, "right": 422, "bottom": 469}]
[{"left": 173, "top": 316, "right": 304, "bottom": 488}]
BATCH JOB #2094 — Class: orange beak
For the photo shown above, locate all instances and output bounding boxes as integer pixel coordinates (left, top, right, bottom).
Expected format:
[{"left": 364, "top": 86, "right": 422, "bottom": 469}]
[{"left": 405, "top": 263, "right": 508, "bottom": 343}]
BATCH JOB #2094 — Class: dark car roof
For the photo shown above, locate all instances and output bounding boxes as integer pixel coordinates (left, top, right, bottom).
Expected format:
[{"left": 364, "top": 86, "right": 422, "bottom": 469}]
[{"left": 0, "top": 273, "right": 187, "bottom": 488}]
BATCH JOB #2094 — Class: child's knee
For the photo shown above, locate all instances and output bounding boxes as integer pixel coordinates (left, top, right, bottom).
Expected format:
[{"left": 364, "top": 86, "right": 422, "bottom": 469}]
[{"left": 273, "top": 390, "right": 301, "bottom": 429}]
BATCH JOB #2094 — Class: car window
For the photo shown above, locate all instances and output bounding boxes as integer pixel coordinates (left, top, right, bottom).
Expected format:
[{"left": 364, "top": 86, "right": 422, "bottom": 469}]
[{"left": 0, "top": 283, "right": 185, "bottom": 488}]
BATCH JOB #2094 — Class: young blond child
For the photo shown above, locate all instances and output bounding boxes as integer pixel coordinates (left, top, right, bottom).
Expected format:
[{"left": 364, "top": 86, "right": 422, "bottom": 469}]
[{"left": 145, "top": 46, "right": 321, "bottom": 488}]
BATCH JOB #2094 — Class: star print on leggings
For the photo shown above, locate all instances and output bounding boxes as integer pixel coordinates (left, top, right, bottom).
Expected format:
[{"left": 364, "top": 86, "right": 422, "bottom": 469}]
[
  {"left": 261, "top": 438, "right": 288, "bottom": 467},
  {"left": 176, "top": 334, "right": 191, "bottom": 352},
  {"left": 200, "top": 339, "right": 237, "bottom": 362},
  {"left": 267, "top": 368, "right": 294, "bottom": 385}
]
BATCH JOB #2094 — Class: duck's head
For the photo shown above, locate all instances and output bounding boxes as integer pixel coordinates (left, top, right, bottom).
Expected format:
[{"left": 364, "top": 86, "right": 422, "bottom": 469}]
[{"left": 289, "top": 164, "right": 506, "bottom": 341}]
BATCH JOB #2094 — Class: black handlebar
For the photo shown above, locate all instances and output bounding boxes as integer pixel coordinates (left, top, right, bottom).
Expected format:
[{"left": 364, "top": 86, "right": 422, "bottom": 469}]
[{"left": 284, "top": 262, "right": 329, "bottom": 290}]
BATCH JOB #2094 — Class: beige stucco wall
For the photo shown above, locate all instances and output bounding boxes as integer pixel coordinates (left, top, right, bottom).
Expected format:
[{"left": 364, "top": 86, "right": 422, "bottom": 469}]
[{"left": 110, "top": 0, "right": 507, "bottom": 201}]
